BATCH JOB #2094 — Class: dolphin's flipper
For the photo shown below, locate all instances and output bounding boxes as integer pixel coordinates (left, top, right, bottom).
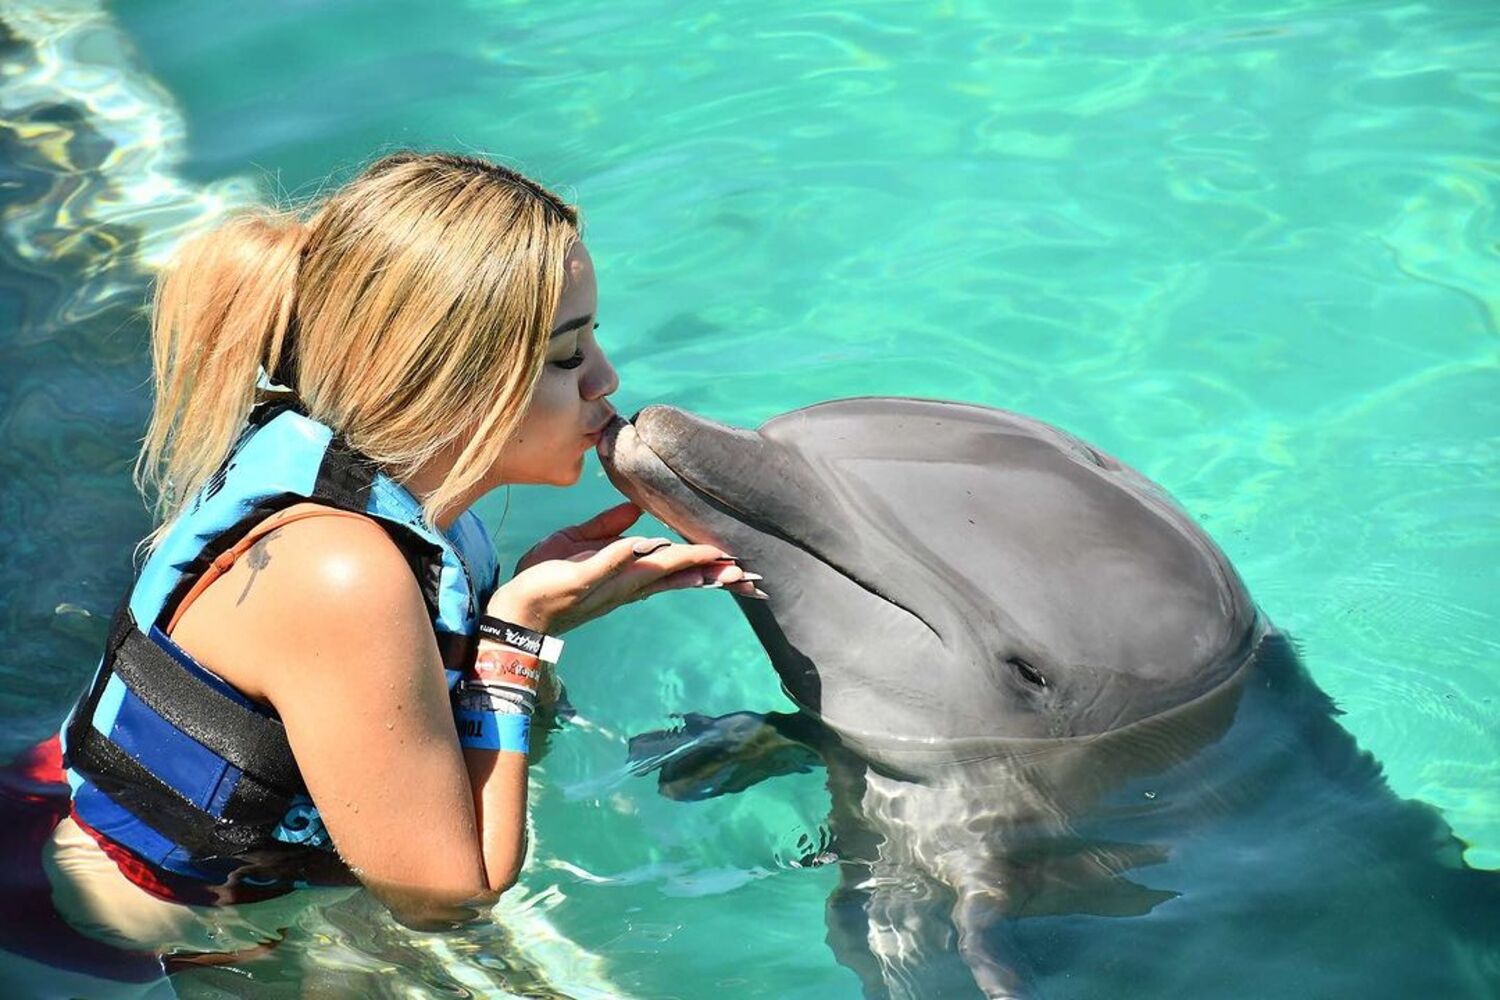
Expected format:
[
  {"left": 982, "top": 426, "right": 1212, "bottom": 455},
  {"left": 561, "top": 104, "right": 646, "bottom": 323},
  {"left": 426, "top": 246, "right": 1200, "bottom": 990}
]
[{"left": 626, "top": 711, "right": 824, "bottom": 801}]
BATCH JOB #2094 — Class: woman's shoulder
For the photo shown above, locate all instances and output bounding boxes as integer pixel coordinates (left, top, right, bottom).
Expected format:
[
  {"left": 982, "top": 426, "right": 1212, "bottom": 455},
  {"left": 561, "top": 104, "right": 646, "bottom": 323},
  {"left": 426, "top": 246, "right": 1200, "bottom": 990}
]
[
  {"left": 169, "top": 502, "right": 437, "bottom": 705},
  {"left": 264, "top": 502, "right": 417, "bottom": 600},
  {"left": 190, "top": 501, "right": 424, "bottom": 619}
]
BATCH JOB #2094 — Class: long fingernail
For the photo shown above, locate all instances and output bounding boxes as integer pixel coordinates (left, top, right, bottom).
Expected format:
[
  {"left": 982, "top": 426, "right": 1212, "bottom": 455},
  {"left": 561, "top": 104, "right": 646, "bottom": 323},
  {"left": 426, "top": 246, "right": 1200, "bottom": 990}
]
[
  {"left": 738, "top": 572, "right": 764, "bottom": 583},
  {"left": 700, "top": 581, "right": 724, "bottom": 590},
  {"left": 742, "top": 587, "right": 770, "bottom": 601},
  {"left": 710, "top": 556, "right": 741, "bottom": 565},
  {"left": 633, "top": 538, "right": 670, "bottom": 555}
]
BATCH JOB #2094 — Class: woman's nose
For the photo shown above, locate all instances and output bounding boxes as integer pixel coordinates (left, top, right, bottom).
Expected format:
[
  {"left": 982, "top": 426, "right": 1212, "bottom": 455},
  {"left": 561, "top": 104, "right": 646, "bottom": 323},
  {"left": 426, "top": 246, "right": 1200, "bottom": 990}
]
[{"left": 583, "top": 347, "right": 619, "bottom": 400}]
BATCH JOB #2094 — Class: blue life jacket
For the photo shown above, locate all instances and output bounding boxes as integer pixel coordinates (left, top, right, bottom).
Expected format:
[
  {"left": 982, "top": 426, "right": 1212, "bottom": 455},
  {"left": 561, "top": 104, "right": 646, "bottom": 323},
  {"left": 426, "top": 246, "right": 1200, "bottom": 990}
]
[{"left": 60, "top": 398, "right": 498, "bottom": 894}]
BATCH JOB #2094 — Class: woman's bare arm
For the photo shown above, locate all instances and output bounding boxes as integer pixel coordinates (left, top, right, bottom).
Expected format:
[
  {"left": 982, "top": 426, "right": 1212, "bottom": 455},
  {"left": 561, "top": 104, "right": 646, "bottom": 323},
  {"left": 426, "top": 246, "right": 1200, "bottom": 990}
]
[
  {"left": 170, "top": 500, "right": 759, "bottom": 924},
  {"left": 171, "top": 512, "right": 509, "bottom": 926}
]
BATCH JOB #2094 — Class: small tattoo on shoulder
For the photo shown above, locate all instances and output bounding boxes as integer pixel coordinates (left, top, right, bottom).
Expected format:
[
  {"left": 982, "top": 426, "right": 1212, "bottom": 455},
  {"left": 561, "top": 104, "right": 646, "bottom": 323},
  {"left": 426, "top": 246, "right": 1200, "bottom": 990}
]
[{"left": 237, "top": 527, "right": 284, "bottom": 606}]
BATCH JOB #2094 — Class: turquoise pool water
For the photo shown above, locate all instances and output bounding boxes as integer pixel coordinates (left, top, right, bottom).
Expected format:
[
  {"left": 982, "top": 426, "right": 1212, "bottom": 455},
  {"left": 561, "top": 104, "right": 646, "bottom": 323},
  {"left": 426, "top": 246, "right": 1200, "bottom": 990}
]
[{"left": 2, "top": 0, "right": 1495, "bottom": 995}]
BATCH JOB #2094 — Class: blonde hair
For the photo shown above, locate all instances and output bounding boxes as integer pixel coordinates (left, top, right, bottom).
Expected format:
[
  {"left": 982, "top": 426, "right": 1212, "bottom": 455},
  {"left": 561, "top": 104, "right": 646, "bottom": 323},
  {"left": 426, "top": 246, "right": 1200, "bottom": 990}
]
[{"left": 137, "top": 151, "right": 580, "bottom": 539}]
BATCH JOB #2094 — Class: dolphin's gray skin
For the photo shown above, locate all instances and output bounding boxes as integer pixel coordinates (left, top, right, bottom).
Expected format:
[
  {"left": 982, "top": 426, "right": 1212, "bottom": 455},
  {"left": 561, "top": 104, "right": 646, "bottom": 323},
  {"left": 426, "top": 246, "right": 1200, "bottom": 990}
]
[{"left": 599, "top": 398, "right": 1500, "bottom": 999}]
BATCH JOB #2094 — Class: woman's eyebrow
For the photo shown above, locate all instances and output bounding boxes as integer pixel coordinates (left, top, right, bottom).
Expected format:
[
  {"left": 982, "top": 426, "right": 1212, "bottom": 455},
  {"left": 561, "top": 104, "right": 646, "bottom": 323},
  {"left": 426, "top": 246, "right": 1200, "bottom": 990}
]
[{"left": 550, "top": 313, "right": 593, "bottom": 338}]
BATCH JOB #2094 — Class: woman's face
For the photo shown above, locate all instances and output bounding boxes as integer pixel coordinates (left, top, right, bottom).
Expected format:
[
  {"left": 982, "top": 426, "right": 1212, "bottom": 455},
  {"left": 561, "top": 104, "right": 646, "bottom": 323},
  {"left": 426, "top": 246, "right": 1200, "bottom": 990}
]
[{"left": 496, "top": 240, "right": 619, "bottom": 486}]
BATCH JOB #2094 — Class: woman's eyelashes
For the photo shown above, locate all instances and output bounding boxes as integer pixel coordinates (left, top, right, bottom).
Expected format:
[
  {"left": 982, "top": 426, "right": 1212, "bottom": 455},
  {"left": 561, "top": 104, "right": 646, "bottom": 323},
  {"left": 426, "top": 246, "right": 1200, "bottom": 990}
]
[
  {"left": 550, "top": 324, "right": 598, "bottom": 370},
  {"left": 552, "top": 348, "right": 585, "bottom": 370}
]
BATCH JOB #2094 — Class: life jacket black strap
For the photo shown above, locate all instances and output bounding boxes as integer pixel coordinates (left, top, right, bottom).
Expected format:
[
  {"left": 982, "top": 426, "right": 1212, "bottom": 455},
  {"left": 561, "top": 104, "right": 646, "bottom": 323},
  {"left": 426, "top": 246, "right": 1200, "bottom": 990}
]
[
  {"left": 66, "top": 608, "right": 335, "bottom": 877},
  {"left": 435, "top": 629, "right": 478, "bottom": 674},
  {"left": 314, "top": 435, "right": 376, "bottom": 511},
  {"left": 69, "top": 719, "right": 352, "bottom": 885},
  {"left": 246, "top": 394, "right": 298, "bottom": 428},
  {"left": 106, "top": 625, "right": 304, "bottom": 796},
  {"left": 65, "top": 722, "right": 277, "bottom": 857}
]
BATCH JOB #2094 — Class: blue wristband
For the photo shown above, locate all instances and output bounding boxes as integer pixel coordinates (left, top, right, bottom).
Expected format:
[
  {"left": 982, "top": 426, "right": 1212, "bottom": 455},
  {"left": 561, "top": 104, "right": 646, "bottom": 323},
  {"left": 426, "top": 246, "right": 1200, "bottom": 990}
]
[{"left": 455, "top": 709, "right": 530, "bottom": 754}]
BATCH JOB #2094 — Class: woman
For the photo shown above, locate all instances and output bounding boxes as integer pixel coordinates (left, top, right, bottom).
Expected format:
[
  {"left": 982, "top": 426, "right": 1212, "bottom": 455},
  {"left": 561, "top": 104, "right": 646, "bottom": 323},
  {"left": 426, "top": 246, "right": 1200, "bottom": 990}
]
[{"left": 34, "top": 151, "right": 763, "bottom": 965}]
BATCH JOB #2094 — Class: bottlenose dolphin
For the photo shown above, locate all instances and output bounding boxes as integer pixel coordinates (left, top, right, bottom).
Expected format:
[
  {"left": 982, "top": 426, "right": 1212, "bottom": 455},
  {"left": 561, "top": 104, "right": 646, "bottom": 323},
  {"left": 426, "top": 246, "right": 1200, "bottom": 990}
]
[{"left": 599, "top": 398, "right": 1500, "bottom": 999}]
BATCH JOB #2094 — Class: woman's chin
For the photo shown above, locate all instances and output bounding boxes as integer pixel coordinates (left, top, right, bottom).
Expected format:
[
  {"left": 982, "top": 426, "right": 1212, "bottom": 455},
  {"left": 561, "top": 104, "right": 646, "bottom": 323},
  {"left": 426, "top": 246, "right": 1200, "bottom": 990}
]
[
  {"left": 556, "top": 452, "right": 587, "bottom": 486},
  {"left": 507, "top": 448, "right": 588, "bottom": 488}
]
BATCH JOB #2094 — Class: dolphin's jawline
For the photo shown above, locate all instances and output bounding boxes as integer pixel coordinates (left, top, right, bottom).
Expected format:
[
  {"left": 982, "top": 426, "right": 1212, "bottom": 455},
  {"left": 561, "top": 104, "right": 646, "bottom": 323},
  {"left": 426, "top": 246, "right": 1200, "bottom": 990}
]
[{"left": 644, "top": 432, "right": 943, "bottom": 643}]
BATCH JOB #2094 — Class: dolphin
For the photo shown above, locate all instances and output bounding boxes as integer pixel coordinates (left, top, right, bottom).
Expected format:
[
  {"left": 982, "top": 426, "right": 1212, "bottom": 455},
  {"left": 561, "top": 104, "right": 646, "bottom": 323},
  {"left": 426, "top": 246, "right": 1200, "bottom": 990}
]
[{"left": 599, "top": 398, "right": 1500, "bottom": 999}]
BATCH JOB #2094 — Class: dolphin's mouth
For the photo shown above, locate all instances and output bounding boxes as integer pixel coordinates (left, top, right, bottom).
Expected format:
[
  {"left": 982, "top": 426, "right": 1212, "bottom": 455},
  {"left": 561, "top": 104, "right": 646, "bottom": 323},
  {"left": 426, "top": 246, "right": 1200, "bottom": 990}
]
[
  {"left": 672, "top": 458, "right": 940, "bottom": 640},
  {"left": 600, "top": 413, "right": 940, "bottom": 641}
]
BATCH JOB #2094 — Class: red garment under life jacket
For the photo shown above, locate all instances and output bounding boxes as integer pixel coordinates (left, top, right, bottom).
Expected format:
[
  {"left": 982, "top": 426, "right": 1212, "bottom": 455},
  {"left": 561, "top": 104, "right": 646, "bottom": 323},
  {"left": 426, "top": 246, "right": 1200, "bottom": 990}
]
[{"left": 0, "top": 735, "right": 164, "bottom": 983}]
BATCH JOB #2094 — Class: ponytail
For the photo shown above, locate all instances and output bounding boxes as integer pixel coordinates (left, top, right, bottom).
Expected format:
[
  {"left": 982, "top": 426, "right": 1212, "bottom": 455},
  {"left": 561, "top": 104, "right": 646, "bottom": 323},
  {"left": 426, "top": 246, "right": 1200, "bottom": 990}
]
[{"left": 136, "top": 213, "right": 306, "bottom": 533}]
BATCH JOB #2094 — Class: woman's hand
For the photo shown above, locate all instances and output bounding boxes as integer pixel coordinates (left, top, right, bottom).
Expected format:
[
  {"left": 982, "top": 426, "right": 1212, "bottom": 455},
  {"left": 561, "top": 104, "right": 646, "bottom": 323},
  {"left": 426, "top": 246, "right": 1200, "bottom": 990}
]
[{"left": 487, "top": 501, "right": 764, "bottom": 635}]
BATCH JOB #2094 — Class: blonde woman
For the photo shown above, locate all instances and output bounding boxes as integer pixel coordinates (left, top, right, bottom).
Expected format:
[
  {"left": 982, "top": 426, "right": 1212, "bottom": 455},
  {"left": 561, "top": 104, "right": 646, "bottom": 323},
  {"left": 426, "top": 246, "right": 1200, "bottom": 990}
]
[{"left": 22, "top": 151, "right": 761, "bottom": 976}]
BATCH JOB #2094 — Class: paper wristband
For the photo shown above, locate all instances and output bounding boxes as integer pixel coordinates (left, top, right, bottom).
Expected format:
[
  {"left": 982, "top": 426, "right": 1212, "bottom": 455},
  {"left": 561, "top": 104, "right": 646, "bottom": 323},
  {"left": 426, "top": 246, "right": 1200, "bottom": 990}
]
[
  {"left": 470, "top": 646, "right": 544, "bottom": 698},
  {"left": 455, "top": 709, "right": 530, "bottom": 754},
  {"left": 477, "top": 616, "right": 564, "bottom": 664}
]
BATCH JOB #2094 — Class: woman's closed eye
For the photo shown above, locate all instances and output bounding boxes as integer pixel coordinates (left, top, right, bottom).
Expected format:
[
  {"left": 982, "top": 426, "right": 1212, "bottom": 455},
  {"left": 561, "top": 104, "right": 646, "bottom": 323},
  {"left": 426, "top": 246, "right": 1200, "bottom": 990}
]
[
  {"left": 550, "top": 323, "right": 598, "bottom": 370},
  {"left": 552, "top": 348, "right": 585, "bottom": 370}
]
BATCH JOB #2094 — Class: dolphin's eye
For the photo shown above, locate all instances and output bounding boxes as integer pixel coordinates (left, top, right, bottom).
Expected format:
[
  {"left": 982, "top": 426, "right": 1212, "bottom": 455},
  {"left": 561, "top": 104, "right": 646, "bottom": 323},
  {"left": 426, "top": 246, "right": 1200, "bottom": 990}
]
[{"left": 1007, "top": 656, "right": 1048, "bottom": 689}]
